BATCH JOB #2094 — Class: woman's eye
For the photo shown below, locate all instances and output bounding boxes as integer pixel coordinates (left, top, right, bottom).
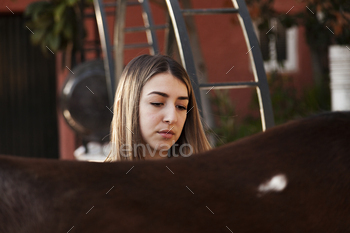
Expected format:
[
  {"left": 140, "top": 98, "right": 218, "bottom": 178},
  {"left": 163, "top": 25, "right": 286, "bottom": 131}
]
[
  {"left": 151, "top": 103, "right": 163, "bottom": 107},
  {"left": 151, "top": 103, "right": 187, "bottom": 110}
]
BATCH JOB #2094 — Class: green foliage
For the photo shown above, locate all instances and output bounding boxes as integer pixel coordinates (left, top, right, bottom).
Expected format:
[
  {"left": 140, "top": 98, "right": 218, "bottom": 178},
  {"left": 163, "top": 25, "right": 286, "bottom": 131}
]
[
  {"left": 207, "top": 72, "right": 331, "bottom": 147},
  {"left": 246, "top": 0, "right": 350, "bottom": 46},
  {"left": 24, "top": 0, "right": 93, "bottom": 54},
  {"left": 262, "top": 71, "right": 330, "bottom": 124},
  {"left": 207, "top": 90, "right": 236, "bottom": 147},
  {"left": 304, "top": 0, "right": 350, "bottom": 45}
]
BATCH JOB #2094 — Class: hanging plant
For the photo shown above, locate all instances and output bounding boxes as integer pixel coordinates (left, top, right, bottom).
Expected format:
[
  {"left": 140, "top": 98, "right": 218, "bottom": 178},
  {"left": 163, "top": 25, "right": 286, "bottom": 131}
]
[{"left": 24, "top": 0, "right": 93, "bottom": 54}]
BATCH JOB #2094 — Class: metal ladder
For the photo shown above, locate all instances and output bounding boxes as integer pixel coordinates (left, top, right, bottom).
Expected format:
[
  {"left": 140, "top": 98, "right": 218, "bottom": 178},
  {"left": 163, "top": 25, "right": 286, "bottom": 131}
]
[
  {"left": 165, "top": 0, "right": 275, "bottom": 131},
  {"left": 93, "top": 0, "right": 164, "bottom": 106},
  {"left": 93, "top": 0, "right": 275, "bottom": 131}
]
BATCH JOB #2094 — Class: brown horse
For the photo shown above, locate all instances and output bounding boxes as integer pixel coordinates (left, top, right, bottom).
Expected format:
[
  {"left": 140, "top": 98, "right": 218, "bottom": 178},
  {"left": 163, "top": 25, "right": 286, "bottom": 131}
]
[{"left": 1, "top": 111, "right": 350, "bottom": 233}]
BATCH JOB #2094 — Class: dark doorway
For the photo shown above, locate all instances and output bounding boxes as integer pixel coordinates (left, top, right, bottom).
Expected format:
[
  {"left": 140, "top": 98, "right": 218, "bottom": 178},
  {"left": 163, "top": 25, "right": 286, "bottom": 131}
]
[{"left": 0, "top": 14, "right": 59, "bottom": 159}]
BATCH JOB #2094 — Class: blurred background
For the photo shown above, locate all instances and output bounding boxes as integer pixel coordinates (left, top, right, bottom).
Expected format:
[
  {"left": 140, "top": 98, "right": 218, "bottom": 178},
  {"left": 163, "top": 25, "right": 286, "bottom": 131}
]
[{"left": 1, "top": 0, "right": 349, "bottom": 160}]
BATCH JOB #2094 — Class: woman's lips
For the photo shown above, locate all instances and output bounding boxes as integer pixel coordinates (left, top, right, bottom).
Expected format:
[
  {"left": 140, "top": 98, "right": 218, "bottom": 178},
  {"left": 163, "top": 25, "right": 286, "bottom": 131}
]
[{"left": 158, "top": 132, "right": 174, "bottom": 139}]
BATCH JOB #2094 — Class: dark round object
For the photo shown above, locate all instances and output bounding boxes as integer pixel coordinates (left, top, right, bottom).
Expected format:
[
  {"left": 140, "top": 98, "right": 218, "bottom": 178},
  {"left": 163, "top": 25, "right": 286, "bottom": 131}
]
[{"left": 60, "top": 60, "right": 113, "bottom": 142}]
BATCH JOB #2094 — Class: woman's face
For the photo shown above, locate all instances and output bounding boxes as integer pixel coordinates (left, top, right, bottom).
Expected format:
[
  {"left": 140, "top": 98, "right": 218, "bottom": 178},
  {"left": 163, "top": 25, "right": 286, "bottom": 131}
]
[{"left": 139, "top": 72, "right": 189, "bottom": 159}]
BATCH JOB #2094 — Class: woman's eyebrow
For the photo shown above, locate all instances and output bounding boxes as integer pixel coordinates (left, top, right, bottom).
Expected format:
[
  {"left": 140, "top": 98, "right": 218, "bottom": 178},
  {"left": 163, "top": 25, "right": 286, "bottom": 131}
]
[{"left": 147, "top": 91, "right": 188, "bottom": 100}]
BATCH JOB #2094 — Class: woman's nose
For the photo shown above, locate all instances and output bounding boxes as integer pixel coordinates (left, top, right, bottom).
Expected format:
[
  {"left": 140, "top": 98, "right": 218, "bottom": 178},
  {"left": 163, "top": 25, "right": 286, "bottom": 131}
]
[{"left": 163, "top": 105, "right": 178, "bottom": 124}]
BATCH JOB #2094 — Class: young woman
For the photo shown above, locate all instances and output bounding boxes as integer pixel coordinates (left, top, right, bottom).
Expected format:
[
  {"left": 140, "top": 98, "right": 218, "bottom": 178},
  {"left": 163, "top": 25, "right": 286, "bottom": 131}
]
[{"left": 105, "top": 54, "right": 212, "bottom": 161}]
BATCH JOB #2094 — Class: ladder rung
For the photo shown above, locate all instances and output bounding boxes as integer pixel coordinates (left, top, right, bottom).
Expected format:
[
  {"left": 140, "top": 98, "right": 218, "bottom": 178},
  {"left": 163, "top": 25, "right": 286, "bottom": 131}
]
[
  {"left": 181, "top": 8, "right": 239, "bottom": 16},
  {"left": 124, "top": 25, "right": 168, "bottom": 32},
  {"left": 123, "top": 43, "right": 152, "bottom": 49},
  {"left": 199, "top": 82, "right": 258, "bottom": 90}
]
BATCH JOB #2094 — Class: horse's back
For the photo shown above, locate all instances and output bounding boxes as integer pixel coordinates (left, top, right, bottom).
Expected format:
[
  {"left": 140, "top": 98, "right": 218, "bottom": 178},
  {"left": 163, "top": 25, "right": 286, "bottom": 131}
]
[{"left": 0, "top": 112, "right": 350, "bottom": 232}]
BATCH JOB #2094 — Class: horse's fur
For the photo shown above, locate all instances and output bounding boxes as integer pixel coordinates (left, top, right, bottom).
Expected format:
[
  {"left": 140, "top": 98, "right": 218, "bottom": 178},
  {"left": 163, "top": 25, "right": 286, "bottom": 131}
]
[{"left": 1, "top": 112, "right": 350, "bottom": 233}]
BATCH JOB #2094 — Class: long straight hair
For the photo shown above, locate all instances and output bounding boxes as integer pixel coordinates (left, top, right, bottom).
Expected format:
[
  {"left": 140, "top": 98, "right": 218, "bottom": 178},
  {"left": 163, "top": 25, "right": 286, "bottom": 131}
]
[{"left": 105, "top": 54, "right": 212, "bottom": 161}]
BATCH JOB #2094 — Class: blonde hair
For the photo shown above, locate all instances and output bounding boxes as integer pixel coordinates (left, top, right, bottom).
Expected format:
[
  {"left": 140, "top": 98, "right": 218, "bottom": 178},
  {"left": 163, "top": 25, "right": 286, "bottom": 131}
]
[{"left": 105, "top": 54, "right": 212, "bottom": 162}]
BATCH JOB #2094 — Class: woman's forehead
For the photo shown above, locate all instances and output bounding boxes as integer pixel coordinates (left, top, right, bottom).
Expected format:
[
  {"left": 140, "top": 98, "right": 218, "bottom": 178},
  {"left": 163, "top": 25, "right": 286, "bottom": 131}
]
[{"left": 142, "top": 73, "right": 188, "bottom": 97}]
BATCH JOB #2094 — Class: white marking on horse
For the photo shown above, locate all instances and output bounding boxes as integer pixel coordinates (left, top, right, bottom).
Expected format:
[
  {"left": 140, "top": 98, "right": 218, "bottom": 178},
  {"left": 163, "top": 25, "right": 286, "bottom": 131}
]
[{"left": 258, "top": 174, "right": 287, "bottom": 194}]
